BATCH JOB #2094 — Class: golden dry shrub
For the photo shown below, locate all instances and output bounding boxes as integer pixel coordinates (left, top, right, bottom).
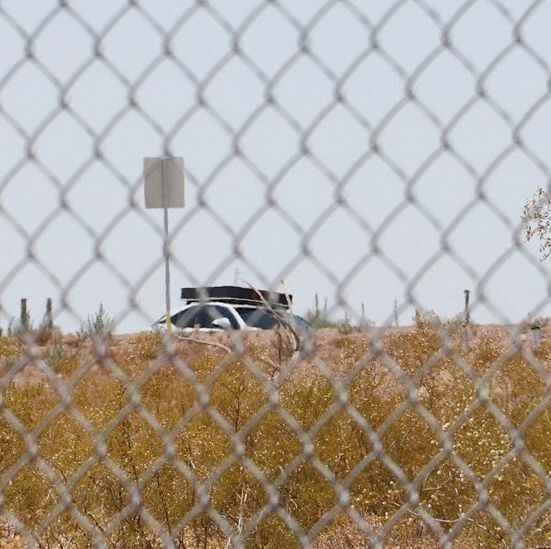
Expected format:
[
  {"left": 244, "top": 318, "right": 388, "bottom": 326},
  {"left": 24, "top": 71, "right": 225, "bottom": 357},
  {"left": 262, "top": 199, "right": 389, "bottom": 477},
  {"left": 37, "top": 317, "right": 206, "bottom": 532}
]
[
  {"left": 0, "top": 336, "right": 22, "bottom": 360},
  {"left": 383, "top": 324, "right": 444, "bottom": 376},
  {"left": 0, "top": 328, "right": 550, "bottom": 547}
]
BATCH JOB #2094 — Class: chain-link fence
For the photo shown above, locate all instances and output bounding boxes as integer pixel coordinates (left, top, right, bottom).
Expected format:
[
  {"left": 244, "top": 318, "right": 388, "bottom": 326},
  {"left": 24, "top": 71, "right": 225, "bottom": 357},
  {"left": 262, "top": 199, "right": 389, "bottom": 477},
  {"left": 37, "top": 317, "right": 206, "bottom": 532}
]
[{"left": 1, "top": 1, "right": 551, "bottom": 547}]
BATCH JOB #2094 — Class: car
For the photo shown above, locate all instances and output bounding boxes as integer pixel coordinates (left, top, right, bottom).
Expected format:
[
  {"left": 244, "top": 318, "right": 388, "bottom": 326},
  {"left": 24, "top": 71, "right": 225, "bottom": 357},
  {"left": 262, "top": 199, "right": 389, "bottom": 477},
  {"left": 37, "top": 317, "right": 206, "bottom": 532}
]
[{"left": 154, "top": 285, "right": 311, "bottom": 335}]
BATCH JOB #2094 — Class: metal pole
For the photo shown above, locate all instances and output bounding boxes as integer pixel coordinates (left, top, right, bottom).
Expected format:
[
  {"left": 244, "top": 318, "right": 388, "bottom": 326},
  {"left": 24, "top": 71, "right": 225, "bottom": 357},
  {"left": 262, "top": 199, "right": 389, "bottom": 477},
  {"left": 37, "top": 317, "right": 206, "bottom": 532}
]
[
  {"left": 164, "top": 206, "right": 172, "bottom": 332},
  {"left": 161, "top": 160, "right": 172, "bottom": 333}
]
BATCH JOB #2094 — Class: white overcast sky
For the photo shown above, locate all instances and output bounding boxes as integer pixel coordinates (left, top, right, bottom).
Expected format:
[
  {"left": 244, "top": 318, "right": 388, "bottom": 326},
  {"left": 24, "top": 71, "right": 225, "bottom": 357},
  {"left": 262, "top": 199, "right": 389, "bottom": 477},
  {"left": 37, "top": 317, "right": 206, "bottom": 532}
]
[{"left": 1, "top": 0, "right": 551, "bottom": 331}]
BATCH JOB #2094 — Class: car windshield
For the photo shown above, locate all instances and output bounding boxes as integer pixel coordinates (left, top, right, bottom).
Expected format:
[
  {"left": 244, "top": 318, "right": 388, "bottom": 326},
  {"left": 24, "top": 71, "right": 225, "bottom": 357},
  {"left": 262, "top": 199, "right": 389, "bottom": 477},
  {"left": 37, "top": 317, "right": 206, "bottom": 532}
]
[{"left": 168, "top": 305, "right": 239, "bottom": 329}]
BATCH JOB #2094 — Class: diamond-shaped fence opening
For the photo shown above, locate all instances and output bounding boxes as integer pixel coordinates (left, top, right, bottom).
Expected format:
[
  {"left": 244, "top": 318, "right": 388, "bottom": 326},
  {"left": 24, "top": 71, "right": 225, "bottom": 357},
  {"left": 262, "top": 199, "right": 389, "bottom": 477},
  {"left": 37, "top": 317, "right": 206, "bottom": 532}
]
[{"left": 1, "top": 1, "right": 551, "bottom": 547}]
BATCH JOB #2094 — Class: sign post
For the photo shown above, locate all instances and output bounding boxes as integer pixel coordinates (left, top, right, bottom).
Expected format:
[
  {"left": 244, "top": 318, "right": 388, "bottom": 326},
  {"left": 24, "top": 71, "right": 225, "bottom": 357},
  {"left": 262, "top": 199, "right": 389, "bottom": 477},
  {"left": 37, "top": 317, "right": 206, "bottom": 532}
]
[{"left": 144, "top": 157, "right": 185, "bottom": 333}]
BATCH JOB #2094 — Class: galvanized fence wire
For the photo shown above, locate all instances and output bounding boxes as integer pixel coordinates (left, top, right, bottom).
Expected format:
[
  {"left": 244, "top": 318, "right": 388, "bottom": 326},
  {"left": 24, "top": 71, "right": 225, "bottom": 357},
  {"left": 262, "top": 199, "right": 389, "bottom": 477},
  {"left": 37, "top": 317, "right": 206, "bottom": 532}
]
[{"left": 1, "top": 0, "right": 551, "bottom": 547}]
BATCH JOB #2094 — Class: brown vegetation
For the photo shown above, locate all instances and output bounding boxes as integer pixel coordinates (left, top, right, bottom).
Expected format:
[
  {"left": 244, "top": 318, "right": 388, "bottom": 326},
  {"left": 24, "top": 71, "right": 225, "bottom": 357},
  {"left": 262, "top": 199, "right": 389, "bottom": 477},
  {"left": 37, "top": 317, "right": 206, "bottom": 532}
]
[{"left": 0, "top": 319, "right": 550, "bottom": 547}]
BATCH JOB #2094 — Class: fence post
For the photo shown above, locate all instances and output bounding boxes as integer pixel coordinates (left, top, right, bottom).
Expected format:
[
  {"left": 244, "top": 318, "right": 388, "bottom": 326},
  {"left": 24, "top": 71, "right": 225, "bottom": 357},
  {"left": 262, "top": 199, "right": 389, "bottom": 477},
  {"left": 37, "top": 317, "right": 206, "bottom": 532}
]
[
  {"left": 20, "top": 298, "right": 29, "bottom": 332},
  {"left": 393, "top": 299, "right": 399, "bottom": 327},
  {"left": 463, "top": 290, "right": 470, "bottom": 326},
  {"left": 45, "top": 298, "right": 53, "bottom": 331},
  {"left": 463, "top": 290, "right": 471, "bottom": 351}
]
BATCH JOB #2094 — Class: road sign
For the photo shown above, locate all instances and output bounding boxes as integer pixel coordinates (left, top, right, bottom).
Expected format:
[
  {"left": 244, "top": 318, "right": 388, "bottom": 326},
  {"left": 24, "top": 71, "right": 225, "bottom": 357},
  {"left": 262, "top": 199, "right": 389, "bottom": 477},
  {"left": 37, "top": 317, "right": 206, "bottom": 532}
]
[
  {"left": 143, "top": 156, "right": 185, "bottom": 334},
  {"left": 144, "top": 157, "right": 185, "bottom": 209}
]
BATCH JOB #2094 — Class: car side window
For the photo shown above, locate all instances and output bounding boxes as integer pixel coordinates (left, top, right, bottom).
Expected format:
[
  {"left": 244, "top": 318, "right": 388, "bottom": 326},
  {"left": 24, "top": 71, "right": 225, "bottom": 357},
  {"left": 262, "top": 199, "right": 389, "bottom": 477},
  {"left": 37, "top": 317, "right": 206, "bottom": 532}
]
[
  {"left": 236, "top": 308, "right": 279, "bottom": 329},
  {"left": 171, "top": 306, "right": 200, "bottom": 328},
  {"left": 193, "top": 305, "right": 239, "bottom": 329},
  {"left": 172, "top": 305, "right": 238, "bottom": 329}
]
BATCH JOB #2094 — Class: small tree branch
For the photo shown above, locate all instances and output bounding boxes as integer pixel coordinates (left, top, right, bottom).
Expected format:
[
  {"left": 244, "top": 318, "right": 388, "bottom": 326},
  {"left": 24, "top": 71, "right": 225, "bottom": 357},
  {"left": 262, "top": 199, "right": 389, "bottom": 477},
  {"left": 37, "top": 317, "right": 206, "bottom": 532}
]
[{"left": 175, "top": 336, "right": 232, "bottom": 354}]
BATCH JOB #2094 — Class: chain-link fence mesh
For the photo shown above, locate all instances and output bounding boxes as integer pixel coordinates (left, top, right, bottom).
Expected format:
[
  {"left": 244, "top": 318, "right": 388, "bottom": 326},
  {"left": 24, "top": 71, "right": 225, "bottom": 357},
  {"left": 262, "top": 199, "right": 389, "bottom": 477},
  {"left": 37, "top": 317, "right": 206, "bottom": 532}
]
[{"left": 1, "top": 1, "right": 551, "bottom": 547}]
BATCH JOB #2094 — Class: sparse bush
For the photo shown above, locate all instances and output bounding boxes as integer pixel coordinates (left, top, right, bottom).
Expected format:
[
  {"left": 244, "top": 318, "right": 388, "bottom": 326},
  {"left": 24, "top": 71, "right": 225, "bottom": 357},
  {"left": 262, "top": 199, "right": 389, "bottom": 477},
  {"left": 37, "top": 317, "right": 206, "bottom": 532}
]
[
  {"left": 337, "top": 312, "right": 354, "bottom": 335},
  {"left": 414, "top": 307, "right": 442, "bottom": 329},
  {"left": 532, "top": 315, "right": 551, "bottom": 327},
  {"left": 306, "top": 294, "right": 336, "bottom": 329},
  {"left": 45, "top": 340, "right": 65, "bottom": 371},
  {"left": 34, "top": 323, "right": 53, "bottom": 346},
  {"left": 78, "top": 303, "right": 114, "bottom": 340},
  {"left": 305, "top": 295, "right": 367, "bottom": 332},
  {"left": 519, "top": 315, "right": 550, "bottom": 334},
  {"left": 9, "top": 320, "right": 32, "bottom": 339},
  {"left": 44, "top": 340, "right": 80, "bottom": 376}
]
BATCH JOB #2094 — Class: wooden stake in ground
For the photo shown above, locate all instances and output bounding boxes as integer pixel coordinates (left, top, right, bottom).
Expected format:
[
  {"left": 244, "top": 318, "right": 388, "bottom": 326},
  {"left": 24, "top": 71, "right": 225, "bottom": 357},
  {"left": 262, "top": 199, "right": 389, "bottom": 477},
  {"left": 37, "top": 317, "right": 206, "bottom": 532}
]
[
  {"left": 20, "top": 298, "right": 29, "bottom": 332},
  {"left": 45, "top": 298, "right": 53, "bottom": 331}
]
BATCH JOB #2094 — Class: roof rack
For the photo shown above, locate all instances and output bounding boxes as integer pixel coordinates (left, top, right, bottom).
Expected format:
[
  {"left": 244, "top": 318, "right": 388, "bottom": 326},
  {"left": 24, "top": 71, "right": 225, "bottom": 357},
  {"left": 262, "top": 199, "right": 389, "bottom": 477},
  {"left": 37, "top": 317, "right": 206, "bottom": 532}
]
[{"left": 180, "top": 285, "right": 292, "bottom": 309}]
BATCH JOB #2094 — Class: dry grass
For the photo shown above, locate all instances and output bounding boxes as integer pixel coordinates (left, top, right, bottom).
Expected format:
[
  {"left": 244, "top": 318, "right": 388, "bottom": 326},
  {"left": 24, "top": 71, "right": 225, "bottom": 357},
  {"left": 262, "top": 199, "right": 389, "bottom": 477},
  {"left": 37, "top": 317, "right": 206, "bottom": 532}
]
[{"left": 0, "top": 321, "right": 550, "bottom": 547}]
